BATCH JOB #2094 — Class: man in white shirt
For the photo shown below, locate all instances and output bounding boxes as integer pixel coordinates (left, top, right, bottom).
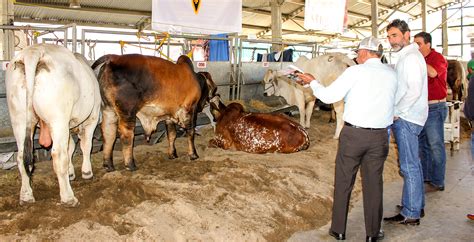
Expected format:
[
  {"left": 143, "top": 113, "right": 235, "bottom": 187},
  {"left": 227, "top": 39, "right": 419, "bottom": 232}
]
[
  {"left": 383, "top": 19, "right": 428, "bottom": 226},
  {"left": 298, "top": 36, "right": 397, "bottom": 241}
]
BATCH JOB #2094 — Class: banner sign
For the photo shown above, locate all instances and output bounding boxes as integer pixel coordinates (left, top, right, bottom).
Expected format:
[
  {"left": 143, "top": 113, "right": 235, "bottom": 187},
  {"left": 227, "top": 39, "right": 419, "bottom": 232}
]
[
  {"left": 152, "top": 0, "right": 242, "bottom": 34},
  {"left": 304, "top": 0, "right": 347, "bottom": 34}
]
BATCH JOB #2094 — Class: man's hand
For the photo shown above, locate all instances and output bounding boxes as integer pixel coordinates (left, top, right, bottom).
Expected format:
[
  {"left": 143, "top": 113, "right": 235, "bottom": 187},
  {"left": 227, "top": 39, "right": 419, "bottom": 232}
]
[{"left": 296, "top": 73, "right": 316, "bottom": 85}]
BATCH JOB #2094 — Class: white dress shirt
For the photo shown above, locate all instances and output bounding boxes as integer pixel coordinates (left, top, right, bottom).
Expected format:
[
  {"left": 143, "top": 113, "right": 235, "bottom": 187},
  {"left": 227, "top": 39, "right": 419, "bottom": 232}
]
[
  {"left": 309, "top": 58, "right": 398, "bottom": 129},
  {"left": 393, "top": 43, "right": 428, "bottom": 126}
]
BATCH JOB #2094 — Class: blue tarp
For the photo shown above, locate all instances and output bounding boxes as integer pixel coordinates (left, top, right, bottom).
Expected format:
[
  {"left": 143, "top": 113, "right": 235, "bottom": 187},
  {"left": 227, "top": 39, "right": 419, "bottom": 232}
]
[
  {"left": 257, "top": 49, "right": 293, "bottom": 62},
  {"left": 208, "top": 34, "right": 229, "bottom": 61}
]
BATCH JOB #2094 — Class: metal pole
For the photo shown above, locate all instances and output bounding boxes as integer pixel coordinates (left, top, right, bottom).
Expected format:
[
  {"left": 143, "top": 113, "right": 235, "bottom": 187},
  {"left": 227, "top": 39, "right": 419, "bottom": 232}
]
[
  {"left": 0, "top": 0, "right": 14, "bottom": 60},
  {"left": 64, "top": 29, "right": 68, "bottom": 48},
  {"left": 442, "top": 8, "right": 448, "bottom": 56},
  {"left": 461, "top": 5, "right": 464, "bottom": 57},
  {"left": 71, "top": 23, "right": 77, "bottom": 53},
  {"left": 371, "top": 0, "right": 378, "bottom": 37},
  {"left": 237, "top": 38, "right": 243, "bottom": 99},
  {"left": 81, "top": 29, "right": 85, "bottom": 56},
  {"left": 271, "top": 0, "right": 283, "bottom": 52},
  {"left": 421, "top": 0, "right": 427, "bottom": 32}
]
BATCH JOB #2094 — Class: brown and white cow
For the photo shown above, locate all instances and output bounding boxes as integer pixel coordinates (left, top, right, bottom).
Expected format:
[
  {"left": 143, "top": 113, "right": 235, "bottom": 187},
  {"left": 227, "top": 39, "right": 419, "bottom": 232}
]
[
  {"left": 208, "top": 100, "right": 309, "bottom": 153},
  {"left": 447, "top": 59, "right": 468, "bottom": 101},
  {"left": 264, "top": 53, "right": 355, "bottom": 139},
  {"left": 6, "top": 44, "right": 101, "bottom": 206},
  {"left": 92, "top": 54, "right": 216, "bottom": 171}
]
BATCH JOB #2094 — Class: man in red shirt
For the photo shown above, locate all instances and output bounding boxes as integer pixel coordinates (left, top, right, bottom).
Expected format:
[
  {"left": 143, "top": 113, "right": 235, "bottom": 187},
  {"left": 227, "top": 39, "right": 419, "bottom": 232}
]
[{"left": 414, "top": 32, "right": 448, "bottom": 192}]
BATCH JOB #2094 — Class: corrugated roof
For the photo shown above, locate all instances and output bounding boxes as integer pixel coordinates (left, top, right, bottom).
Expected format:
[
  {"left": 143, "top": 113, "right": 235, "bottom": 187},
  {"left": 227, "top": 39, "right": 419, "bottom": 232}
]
[{"left": 10, "top": 0, "right": 464, "bottom": 43}]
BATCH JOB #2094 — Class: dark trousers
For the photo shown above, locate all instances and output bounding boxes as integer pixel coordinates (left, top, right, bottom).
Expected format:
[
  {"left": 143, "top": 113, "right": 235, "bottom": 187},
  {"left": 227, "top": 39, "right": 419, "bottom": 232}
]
[{"left": 330, "top": 125, "right": 389, "bottom": 237}]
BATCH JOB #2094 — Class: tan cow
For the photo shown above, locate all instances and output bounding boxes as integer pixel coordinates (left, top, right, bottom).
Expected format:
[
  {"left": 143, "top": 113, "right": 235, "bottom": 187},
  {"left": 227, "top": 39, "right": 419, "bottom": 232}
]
[
  {"left": 447, "top": 59, "right": 468, "bottom": 101},
  {"left": 92, "top": 55, "right": 217, "bottom": 172},
  {"left": 264, "top": 53, "right": 355, "bottom": 139}
]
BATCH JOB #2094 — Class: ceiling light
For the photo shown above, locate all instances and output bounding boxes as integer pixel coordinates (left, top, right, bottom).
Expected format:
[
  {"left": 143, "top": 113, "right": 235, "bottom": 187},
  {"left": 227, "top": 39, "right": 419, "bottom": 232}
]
[{"left": 69, "top": 0, "right": 81, "bottom": 9}]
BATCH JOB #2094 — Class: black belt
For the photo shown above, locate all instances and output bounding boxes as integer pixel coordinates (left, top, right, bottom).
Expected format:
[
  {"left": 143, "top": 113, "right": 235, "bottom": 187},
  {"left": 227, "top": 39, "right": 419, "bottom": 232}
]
[{"left": 344, "top": 122, "right": 386, "bottom": 130}]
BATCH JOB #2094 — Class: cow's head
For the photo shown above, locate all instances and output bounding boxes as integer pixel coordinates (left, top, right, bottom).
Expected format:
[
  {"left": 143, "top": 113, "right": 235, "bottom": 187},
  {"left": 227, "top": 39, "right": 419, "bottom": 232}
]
[
  {"left": 263, "top": 69, "right": 279, "bottom": 96},
  {"left": 209, "top": 95, "right": 226, "bottom": 121},
  {"left": 198, "top": 71, "right": 218, "bottom": 100},
  {"left": 307, "top": 53, "right": 356, "bottom": 86}
]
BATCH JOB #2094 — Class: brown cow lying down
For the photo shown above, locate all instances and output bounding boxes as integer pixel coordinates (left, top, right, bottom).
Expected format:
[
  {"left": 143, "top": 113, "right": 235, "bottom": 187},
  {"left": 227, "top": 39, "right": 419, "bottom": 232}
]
[{"left": 209, "top": 101, "right": 310, "bottom": 153}]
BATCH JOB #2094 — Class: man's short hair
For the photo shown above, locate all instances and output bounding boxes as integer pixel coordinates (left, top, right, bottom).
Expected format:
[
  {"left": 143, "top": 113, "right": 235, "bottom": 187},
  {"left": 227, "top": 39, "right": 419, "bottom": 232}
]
[
  {"left": 414, "top": 31, "right": 432, "bottom": 45},
  {"left": 368, "top": 47, "right": 384, "bottom": 58},
  {"left": 386, "top": 19, "right": 411, "bottom": 34}
]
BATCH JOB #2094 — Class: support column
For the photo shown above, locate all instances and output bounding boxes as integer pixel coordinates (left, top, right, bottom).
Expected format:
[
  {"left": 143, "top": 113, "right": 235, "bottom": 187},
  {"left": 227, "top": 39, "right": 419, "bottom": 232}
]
[
  {"left": 371, "top": 0, "right": 378, "bottom": 37},
  {"left": 421, "top": 0, "right": 427, "bottom": 32},
  {"left": 0, "top": 0, "right": 14, "bottom": 60},
  {"left": 461, "top": 5, "right": 464, "bottom": 57},
  {"left": 271, "top": 0, "right": 282, "bottom": 52},
  {"left": 442, "top": 8, "right": 448, "bottom": 56}
]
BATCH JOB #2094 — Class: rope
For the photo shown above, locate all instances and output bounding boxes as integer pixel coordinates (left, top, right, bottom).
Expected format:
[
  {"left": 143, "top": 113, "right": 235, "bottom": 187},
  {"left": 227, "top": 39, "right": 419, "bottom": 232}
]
[
  {"left": 86, "top": 39, "right": 97, "bottom": 60},
  {"left": 250, "top": 47, "right": 256, "bottom": 62}
]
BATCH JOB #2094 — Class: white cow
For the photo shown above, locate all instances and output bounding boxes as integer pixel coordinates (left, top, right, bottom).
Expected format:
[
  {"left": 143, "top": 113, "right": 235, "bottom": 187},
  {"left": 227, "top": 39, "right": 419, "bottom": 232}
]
[
  {"left": 6, "top": 44, "right": 101, "bottom": 207},
  {"left": 264, "top": 53, "right": 355, "bottom": 139},
  {"left": 263, "top": 70, "right": 316, "bottom": 129}
]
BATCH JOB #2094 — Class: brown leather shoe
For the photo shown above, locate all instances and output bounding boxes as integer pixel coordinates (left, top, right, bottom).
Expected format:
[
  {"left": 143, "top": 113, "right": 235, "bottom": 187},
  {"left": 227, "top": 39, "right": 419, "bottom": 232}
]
[{"left": 467, "top": 214, "right": 474, "bottom": 220}]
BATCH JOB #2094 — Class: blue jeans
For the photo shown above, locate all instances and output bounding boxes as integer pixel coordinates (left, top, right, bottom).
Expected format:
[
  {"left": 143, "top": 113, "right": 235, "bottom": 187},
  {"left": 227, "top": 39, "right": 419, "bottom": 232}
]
[
  {"left": 471, "top": 129, "right": 474, "bottom": 159},
  {"left": 419, "top": 102, "right": 448, "bottom": 187},
  {"left": 392, "top": 118, "right": 424, "bottom": 219}
]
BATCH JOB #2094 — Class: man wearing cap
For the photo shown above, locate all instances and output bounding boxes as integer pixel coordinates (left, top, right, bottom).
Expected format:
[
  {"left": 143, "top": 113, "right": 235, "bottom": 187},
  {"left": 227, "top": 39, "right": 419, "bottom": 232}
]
[
  {"left": 413, "top": 31, "right": 448, "bottom": 192},
  {"left": 297, "top": 36, "right": 397, "bottom": 241},
  {"left": 383, "top": 19, "right": 428, "bottom": 226}
]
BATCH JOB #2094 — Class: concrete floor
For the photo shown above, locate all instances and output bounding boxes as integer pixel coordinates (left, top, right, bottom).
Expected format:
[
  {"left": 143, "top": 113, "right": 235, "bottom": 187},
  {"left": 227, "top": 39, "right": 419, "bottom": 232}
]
[{"left": 289, "top": 139, "right": 473, "bottom": 242}]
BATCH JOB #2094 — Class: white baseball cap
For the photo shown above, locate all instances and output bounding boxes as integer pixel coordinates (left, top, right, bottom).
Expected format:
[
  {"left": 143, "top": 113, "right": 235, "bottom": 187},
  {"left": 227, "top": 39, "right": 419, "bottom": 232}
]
[{"left": 356, "top": 36, "right": 383, "bottom": 53}]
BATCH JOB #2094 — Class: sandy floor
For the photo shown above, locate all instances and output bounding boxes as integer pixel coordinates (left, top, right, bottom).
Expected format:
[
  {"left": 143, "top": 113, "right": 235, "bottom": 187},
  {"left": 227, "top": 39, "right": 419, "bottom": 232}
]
[{"left": 0, "top": 109, "right": 401, "bottom": 241}]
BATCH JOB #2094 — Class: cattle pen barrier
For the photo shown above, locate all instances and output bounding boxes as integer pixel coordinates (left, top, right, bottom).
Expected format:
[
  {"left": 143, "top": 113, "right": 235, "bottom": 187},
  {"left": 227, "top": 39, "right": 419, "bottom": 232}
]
[{"left": 0, "top": 28, "right": 320, "bottom": 162}]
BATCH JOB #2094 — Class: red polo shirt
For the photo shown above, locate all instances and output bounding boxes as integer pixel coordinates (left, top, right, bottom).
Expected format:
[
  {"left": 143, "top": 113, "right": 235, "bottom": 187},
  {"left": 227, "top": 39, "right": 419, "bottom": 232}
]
[{"left": 425, "top": 49, "right": 448, "bottom": 100}]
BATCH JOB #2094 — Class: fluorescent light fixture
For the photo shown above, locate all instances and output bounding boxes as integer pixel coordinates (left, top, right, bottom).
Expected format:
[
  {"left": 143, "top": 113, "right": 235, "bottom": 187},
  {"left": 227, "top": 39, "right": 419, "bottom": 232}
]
[{"left": 69, "top": 0, "right": 81, "bottom": 9}]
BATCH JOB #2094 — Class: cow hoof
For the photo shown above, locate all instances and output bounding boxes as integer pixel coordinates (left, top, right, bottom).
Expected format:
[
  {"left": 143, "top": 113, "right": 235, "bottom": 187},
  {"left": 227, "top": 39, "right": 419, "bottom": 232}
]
[
  {"left": 125, "top": 161, "right": 137, "bottom": 171},
  {"left": 103, "top": 163, "right": 115, "bottom": 172},
  {"left": 19, "top": 198, "right": 35, "bottom": 206},
  {"left": 69, "top": 173, "right": 76, "bottom": 181},
  {"left": 189, "top": 154, "right": 199, "bottom": 160},
  {"left": 61, "top": 198, "right": 79, "bottom": 208},
  {"left": 168, "top": 154, "right": 178, "bottom": 160},
  {"left": 82, "top": 171, "right": 93, "bottom": 180}
]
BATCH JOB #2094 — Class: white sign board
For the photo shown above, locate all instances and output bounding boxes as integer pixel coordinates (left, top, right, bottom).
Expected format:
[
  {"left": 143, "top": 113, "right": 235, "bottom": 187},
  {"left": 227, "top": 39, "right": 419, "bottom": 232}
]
[
  {"left": 304, "top": 0, "right": 347, "bottom": 34},
  {"left": 152, "top": 0, "right": 242, "bottom": 34}
]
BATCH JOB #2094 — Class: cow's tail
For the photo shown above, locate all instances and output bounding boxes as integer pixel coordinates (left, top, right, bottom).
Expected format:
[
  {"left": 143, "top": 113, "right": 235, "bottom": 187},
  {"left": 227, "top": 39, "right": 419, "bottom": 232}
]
[
  {"left": 91, "top": 55, "right": 111, "bottom": 71},
  {"left": 22, "top": 49, "right": 42, "bottom": 177}
]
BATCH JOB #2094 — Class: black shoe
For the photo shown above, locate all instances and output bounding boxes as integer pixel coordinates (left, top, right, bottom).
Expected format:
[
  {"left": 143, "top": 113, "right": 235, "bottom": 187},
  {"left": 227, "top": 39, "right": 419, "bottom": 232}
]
[
  {"left": 384, "top": 213, "right": 420, "bottom": 225},
  {"left": 329, "top": 230, "right": 346, "bottom": 240},
  {"left": 396, "top": 205, "right": 425, "bottom": 218},
  {"left": 366, "top": 230, "right": 384, "bottom": 241},
  {"left": 425, "top": 183, "right": 445, "bottom": 192}
]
